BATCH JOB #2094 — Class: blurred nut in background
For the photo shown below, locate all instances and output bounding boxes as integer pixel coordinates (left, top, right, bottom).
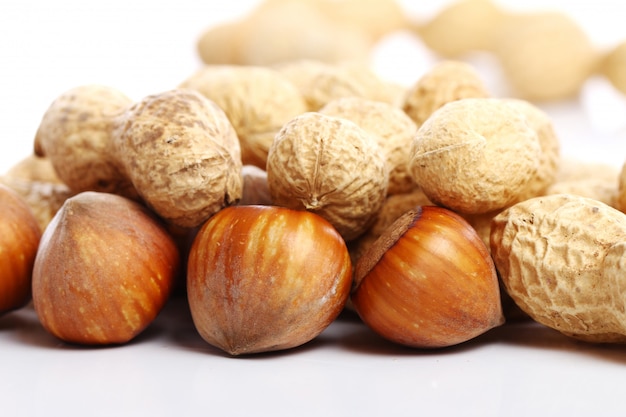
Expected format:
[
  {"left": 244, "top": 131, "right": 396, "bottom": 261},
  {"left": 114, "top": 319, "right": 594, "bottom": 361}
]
[
  {"left": 414, "top": 0, "right": 506, "bottom": 58},
  {"left": 493, "top": 11, "right": 598, "bottom": 101}
]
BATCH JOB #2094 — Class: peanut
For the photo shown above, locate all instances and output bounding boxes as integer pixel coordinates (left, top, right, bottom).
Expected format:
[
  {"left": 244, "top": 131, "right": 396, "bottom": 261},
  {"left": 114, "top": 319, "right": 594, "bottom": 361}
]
[
  {"left": 319, "top": 96, "right": 418, "bottom": 195},
  {"left": 274, "top": 59, "right": 397, "bottom": 111},
  {"left": 198, "top": 0, "right": 371, "bottom": 67},
  {"left": 34, "top": 85, "right": 243, "bottom": 229},
  {"left": 409, "top": 97, "right": 542, "bottom": 214},
  {"left": 266, "top": 112, "right": 388, "bottom": 241},
  {"left": 414, "top": 0, "right": 506, "bottom": 58},
  {"left": 491, "top": 193, "right": 626, "bottom": 343},
  {"left": 402, "top": 60, "right": 491, "bottom": 127},
  {"left": 599, "top": 40, "right": 626, "bottom": 95},
  {"left": 179, "top": 65, "right": 307, "bottom": 169},
  {"left": 493, "top": 11, "right": 598, "bottom": 101}
]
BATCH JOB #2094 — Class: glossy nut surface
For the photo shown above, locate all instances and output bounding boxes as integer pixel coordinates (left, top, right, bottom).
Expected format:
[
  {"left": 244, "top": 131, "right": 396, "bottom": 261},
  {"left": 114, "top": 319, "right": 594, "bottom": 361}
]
[
  {"left": 32, "top": 191, "right": 180, "bottom": 345},
  {"left": 0, "top": 184, "right": 41, "bottom": 314},
  {"left": 352, "top": 205, "right": 504, "bottom": 348},
  {"left": 187, "top": 205, "right": 352, "bottom": 356}
]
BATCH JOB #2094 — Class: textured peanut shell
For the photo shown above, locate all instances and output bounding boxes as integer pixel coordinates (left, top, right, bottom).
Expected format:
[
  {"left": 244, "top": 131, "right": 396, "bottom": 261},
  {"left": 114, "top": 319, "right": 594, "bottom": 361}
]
[
  {"left": 0, "top": 176, "right": 75, "bottom": 232},
  {"left": 414, "top": 0, "right": 506, "bottom": 57},
  {"left": 556, "top": 157, "right": 619, "bottom": 183},
  {"left": 491, "top": 194, "right": 626, "bottom": 342},
  {"left": 337, "top": 62, "right": 408, "bottom": 106},
  {"left": 547, "top": 179, "right": 618, "bottom": 209},
  {"left": 4, "top": 154, "right": 63, "bottom": 184},
  {"left": 266, "top": 112, "right": 388, "bottom": 241},
  {"left": 34, "top": 85, "right": 136, "bottom": 197},
  {"left": 35, "top": 86, "right": 243, "bottom": 229},
  {"left": 402, "top": 60, "right": 491, "bottom": 127},
  {"left": 113, "top": 89, "right": 243, "bottom": 228},
  {"left": 503, "top": 99, "right": 560, "bottom": 200},
  {"left": 600, "top": 41, "right": 626, "bottom": 95},
  {"left": 320, "top": 97, "right": 418, "bottom": 195},
  {"left": 409, "top": 98, "right": 541, "bottom": 214},
  {"left": 494, "top": 12, "right": 598, "bottom": 101},
  {"left": 179, "top": 65, "right": 307, "bottom": 168},
  {"left": 615, "top": 161, "right": 626, "bottom": 213},
  {"left": 274, "top": 60, "right": 377, "bottom": 111}
]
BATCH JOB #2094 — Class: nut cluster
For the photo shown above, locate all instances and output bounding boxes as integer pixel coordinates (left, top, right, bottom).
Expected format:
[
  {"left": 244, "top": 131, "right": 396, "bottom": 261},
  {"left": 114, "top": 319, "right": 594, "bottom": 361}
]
[{"left": 3, "top": 0, "right": 626, "bottom": 358}]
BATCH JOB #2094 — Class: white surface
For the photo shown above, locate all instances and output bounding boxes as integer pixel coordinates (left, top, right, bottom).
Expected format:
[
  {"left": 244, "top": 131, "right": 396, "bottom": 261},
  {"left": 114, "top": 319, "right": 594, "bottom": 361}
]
[{"left": 2, "top": 1, "right": 626, "bottom": 416}]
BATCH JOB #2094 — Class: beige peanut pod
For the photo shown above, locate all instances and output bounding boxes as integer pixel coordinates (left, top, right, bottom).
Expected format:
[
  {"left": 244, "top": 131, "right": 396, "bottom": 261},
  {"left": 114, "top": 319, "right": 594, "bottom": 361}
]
[
  {"left": 196, "top": 20, "right": 248, "bottom": 65},
  {"left": 266, "top": 112, "right": 388, "bottom": 241},
  {"left": 414, "top": 0, "right": 506, "bottom": 58},
  {"left": 112, "top": 89, "right": 243, "bottom": 228},
  {"left": 34, "top": 85, "right": 137, "bottom": 198},
  {"left": 491, "top": 193, "right": 626, "bottom": 343},
  {"left": 402, "top": 60, "right": 491, "bottom": 127},
  {"left": 236, "top": 1, "right": 371, "bottom": 66},
  {"left": 4, "top": 154, "right": 63, "bottom": 185},
  {"left": 547, "top": 179, "right": 618, "bottom": 209},
  {"left": 313, "top": 0, "right": 409, "bottom": 43},
  {"left": 409, "top": 97, "right": 541, "bottom": 214},
  {"left": 615, "top": 161, "right": 626, "bottom": 213},
  {"left": 556, "top": 158, "right": 619, "bottom": 183},
  {"left": 179, "top": 65, "right": 307, "bottom": 169},
  {"left": 34, "top": 85, "right": 243, "bottom": 229},
  {"left": 319, "top": 97, "right": 418, "bottom": 195},
  {"left": 599, "top": 41, "right": 626, "bottom": 95},
  {"left": 274, "top": 59, "right": 387, "bottom": 111},
  {"left": 493, "top": 11, "right": 598, "bottom": 101},
  {"left": 0, "top": 176, "right": 75, "bottom": 232},
  {"left": 502, "top": 98, "right": 560, "bottom": 200}
]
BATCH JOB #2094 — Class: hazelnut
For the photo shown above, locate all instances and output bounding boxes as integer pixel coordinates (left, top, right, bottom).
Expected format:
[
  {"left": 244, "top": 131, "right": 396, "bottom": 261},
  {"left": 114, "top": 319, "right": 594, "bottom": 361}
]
[
  {"left": 187, "top": 205, "right": 352, "bottom": 355},
  {"left": 32, "top": 192, "right": 180, "bottom": 345},
  {"left": 0, "top": 184, "right": 41, "bottom": 314},
  {"left": 351, "top": 205, "right": 504, "bottom": 348}
]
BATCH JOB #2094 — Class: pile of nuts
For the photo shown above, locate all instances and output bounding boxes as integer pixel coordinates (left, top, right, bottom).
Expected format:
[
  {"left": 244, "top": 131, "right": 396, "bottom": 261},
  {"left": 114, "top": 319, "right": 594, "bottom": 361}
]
[{"left": 2, "top": 0, "right": 626, "bottom": 356}]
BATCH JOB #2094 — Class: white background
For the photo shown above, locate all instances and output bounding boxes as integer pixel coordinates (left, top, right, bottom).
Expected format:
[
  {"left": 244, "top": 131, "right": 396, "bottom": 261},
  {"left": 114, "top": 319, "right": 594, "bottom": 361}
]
[{"left": 2, "top": 1, "right": 626, "bottom": 416}]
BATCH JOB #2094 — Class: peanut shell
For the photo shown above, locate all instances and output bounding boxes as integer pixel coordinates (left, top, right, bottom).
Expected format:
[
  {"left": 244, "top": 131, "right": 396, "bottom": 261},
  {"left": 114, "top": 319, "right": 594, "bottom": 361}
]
[
  {"left": 402, "top": 60, "right": 491, "bottom": 127},
  {"left": 179, "top": 65, "right": 307, "bottom": 169},
  {"left": 491, "top": 193, "right": 626, "bottom": 343},
  {"left": 409, "top": 97, "right": 541, "bottom": 214},
  {"left": 266, "top": 112, "right": 388, "bottom": 241},
  {"left": 494, "top": 11, "right": 598, "bottom": 101},
  {"left": 414, "top": 0, "right": 506, "bottom": 57},
  {"left": 599, "top": 41, "right": 626, "bottom": 95},
  {"left": 320, "top": 97, "right": 418, "bottom": 195}
]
